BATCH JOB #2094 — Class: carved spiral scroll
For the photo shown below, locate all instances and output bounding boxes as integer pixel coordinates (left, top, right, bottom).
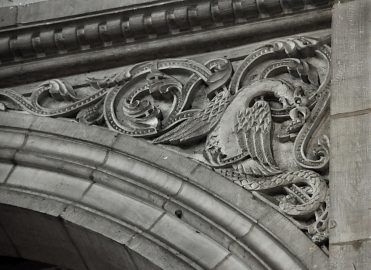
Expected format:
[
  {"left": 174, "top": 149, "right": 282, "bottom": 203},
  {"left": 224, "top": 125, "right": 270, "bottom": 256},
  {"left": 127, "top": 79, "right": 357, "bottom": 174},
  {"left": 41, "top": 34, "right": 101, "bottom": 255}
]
[
  {"left": 0, "top": 35, "right": 331, "bottom": 245},
  {"left": 104, "top": 58, "right": 232, "bottom": 137}
]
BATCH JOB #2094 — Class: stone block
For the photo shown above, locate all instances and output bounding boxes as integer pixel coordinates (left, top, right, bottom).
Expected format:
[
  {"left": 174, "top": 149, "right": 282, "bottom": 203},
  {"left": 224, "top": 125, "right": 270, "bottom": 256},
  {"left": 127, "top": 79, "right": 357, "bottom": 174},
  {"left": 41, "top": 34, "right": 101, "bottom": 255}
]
[
  {"left": 0, "top": 129, "right": 27, "bottom": 150},
  {"left": 214, "top": 254, "right": 251, "bottom": 270},
  {"left": 102, "top": 150, "right": 183, "bottom": 196},
  {"left": 228, "top": 241, "right": 266, "bottom": 270},
  {"left": 0, "top": 112, "right": 35, "bottom": 130},
  {"left": 163, "top": 199, "right": 232, "bottom": 250},
  {"left": 127, "top": 234, "right": 192, "bottom": 270},
  {"left": 61, "top": 205, "right": 136, "bottom": 245},
  {"left": 175, "top": 182, "right": 253, "bottom": 238},
  {"left": 0, "top": 6, "right": 17, "bottom": 28},
  {"left": 241, "top": 225, "right": 304, "bottom": 270},
  {"left": 0, "top": 149, "right": 17, "bottom": 161},
  {"left": 0, "top": 187, "right": 68, "bottom": 218},
  {"left": 6, "top": 165, "right": 91, "bottom": 201},
  {"left": 257, "top": 208, "right": 329, "bottom": 269},
  {"left": 81, "top": 183, "right": 164, "bottom": 230},
  {"left": 0, "top": 161, "right": 13, "bottom": 183},
  {"left": 189, "top": 164, "right": 271, "bottom": 222},
  {"left": 30, "top": 116, "right": 118, "bottom": 147},
  {"left": 330, "top": 240, "right": 371, "bottom": 270},
  {"left": 64, "top": 221, "right": 137, "bottom": 270},
  {"left": 14, "top": 151, "right": 94, "bottom": 180},
  {"left": 331, "top": 75, "right": 371, "bottom": 116},
  {"left": 112, "top": 134, "right": 200, "bottom": 176},
  {"left": 92, "top": 170, "right": 167, "bottom": 209},
  {"left": 24, "top": 133, "right": 107, "bottom": 167},
  {"left": 330, "top": 113, "right": 371, "bottom": 243},
  {"left": 150, "top": 213, "right": 229, "bottom": 269},
  {"left": 331, "top": 0, "right": 371, "bottom": 115}
]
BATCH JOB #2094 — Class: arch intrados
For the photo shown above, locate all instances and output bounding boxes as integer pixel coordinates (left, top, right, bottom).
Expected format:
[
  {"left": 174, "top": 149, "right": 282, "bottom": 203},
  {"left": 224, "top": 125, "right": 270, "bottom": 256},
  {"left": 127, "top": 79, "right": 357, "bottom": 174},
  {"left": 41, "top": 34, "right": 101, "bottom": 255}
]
[{"left": 0, "top": 112, "right": 328, "bottom": 270}]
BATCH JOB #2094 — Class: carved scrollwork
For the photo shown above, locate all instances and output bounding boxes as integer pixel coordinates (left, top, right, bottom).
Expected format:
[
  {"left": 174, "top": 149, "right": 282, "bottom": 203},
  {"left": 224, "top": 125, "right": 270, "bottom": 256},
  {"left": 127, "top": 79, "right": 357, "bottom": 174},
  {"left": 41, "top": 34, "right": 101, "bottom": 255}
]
[
  {"left": 103, "top": 58, "right": 233, "bottom": 138},
  {"left": 0, "top": 35, "right": 331, "bottom": 245}
]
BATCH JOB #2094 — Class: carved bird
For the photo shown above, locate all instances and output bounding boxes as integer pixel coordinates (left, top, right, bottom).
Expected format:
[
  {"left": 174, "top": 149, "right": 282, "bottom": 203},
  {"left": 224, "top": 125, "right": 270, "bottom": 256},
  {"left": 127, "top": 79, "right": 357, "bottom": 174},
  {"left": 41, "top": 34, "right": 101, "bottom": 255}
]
[{"left": 203, "top": 79, "right": 299, "bottom": 177}]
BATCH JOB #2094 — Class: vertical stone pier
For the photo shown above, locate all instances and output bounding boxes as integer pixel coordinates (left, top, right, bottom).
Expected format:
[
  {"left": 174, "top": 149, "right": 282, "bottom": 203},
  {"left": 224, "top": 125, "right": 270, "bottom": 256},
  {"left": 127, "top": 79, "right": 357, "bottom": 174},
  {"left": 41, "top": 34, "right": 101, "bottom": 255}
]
[{"left": 330, "top": 0, "right": 371, "bottom": 269}]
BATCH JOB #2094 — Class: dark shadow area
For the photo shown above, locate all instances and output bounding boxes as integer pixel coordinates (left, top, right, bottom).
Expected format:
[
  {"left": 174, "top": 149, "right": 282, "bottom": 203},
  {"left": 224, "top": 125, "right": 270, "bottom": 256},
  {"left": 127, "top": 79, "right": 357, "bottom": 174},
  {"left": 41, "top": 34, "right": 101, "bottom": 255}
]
[{"left": 0, "top": 256, "right": 61, "bottom": 270}]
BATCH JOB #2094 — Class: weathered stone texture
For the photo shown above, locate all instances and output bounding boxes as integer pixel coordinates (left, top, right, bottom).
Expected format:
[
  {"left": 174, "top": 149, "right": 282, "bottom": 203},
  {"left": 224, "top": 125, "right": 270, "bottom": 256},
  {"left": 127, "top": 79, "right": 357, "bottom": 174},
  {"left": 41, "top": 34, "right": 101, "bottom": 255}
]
[
  {"left": 0, "top": 111, "right": 329, "bottom": 270},
  {"left": 330, "top": 0, "right": 371, "bottom": 269}
]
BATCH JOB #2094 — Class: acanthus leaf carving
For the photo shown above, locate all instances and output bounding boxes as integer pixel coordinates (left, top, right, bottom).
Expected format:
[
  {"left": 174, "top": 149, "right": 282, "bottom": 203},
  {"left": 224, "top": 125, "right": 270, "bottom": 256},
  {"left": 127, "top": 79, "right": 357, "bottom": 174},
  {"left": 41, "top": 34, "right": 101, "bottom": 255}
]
[{"left": 0, "top": 35, "right": 331, "bottom": 247}]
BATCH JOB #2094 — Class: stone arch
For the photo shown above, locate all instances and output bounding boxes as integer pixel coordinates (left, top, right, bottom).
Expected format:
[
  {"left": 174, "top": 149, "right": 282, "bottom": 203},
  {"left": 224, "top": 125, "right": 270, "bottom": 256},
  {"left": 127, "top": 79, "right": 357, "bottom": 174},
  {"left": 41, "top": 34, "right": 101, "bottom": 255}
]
[{"left": 0, "top": 112, "right": 328, "bottom": 270}]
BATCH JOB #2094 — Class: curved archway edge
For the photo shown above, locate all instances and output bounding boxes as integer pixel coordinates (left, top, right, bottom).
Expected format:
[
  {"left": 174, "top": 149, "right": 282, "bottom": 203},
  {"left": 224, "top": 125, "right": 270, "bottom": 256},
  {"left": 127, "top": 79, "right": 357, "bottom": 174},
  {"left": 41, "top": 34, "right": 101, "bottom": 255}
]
[{"left": 0, "top": 111, "right": 328, "bottom": 270}]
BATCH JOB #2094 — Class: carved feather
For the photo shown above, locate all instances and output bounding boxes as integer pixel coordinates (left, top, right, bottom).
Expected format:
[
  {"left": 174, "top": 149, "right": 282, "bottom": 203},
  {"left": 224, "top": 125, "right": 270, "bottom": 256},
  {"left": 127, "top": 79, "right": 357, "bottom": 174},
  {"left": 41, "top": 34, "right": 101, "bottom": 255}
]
[
  {"left": 235, "top": 100, "right": 281, "bottom": 176},
  {"left": 153, "top": 90, "right": 230, "bottom": 144}
]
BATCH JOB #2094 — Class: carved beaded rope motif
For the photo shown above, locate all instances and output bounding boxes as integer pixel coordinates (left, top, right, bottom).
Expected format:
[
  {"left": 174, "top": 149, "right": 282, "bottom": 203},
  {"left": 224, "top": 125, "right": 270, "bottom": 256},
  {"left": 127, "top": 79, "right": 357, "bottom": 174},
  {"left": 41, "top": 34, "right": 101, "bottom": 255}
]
[{"left": 0, "top": 36, "right": 331, "bottom": 248}]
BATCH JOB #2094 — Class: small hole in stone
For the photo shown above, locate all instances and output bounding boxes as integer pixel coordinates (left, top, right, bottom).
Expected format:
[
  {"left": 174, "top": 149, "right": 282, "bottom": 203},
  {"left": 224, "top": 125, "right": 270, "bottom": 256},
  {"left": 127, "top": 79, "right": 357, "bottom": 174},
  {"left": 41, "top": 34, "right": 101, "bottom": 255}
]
[{"left": 175, "top": 209, "right": 182, "bottom": 219}]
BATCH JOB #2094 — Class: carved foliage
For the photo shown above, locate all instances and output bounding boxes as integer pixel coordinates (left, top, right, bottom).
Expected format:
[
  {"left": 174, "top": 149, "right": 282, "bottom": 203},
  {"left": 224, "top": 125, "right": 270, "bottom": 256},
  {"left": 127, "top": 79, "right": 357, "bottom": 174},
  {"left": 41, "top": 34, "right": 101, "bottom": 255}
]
[{"left": 0, "top": 35, "right": 331, "bottom": 245}]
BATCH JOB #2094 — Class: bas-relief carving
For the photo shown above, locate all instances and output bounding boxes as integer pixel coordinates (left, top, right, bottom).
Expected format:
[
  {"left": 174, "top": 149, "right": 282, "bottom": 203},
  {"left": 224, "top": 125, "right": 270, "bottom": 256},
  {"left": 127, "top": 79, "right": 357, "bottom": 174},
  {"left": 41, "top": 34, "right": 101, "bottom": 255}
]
[{"left": 0, "top": 35, "right": 331, "bottom": 249}]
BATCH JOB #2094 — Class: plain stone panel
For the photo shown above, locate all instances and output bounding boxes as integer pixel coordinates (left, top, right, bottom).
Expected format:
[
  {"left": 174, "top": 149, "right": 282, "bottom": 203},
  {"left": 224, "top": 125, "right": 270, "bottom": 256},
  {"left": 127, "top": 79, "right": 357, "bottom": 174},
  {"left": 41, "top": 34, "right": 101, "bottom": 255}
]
[
  {"left": 330, "top": 113, "right": 371, "bottom": 243},
  {"left": 65, "top": 221, "right": 137, "bottom": 270},
  {"left": 128, "top": 234, "right": 194, "bottom": 270},
  {"left": 81, "top": 183, "right": 164, "bottom": 230},
  {"left": 331, "top": 0, "right": 371, "bottom": 115},
  {"left": 6, "top": 165, "right": 91, "bottom": 201},
  {"left": 330, "top": 240, "right": 371, "bottom": 270},
  {"left": 0, "top": 162, "right": 13, "bottom": 183},
  {"left": 150, "top": 213, "right": 229, "bottom": 269},
  {"left": 0, "top": 205, "right": 87, "bottom": 270}
]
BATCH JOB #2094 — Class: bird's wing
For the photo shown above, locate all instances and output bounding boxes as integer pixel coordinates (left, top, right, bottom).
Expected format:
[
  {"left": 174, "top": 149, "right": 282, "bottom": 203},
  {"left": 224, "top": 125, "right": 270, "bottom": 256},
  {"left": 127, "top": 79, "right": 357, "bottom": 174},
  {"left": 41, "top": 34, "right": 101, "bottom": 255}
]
[
  {"left": 153, "top": 90, "right": 229, "bottom": 145},
  {"left": 235, "top": 100, "right": 281, "bottom": 176}
]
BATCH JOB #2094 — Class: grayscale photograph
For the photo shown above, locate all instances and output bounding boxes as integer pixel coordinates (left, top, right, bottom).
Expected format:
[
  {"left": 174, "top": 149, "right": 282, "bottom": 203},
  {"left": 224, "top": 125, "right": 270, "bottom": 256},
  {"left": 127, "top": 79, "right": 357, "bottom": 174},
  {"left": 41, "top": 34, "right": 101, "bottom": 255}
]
[{"left": 0, "top": 0, "right": 369, "bottom": 269}]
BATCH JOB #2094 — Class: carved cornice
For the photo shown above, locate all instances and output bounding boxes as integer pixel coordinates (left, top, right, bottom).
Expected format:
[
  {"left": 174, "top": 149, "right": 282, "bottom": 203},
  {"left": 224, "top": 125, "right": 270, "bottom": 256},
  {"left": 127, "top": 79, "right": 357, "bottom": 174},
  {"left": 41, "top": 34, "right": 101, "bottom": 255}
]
[{"left": 0, "top": 0, "right": 332, "bottom": 83}]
